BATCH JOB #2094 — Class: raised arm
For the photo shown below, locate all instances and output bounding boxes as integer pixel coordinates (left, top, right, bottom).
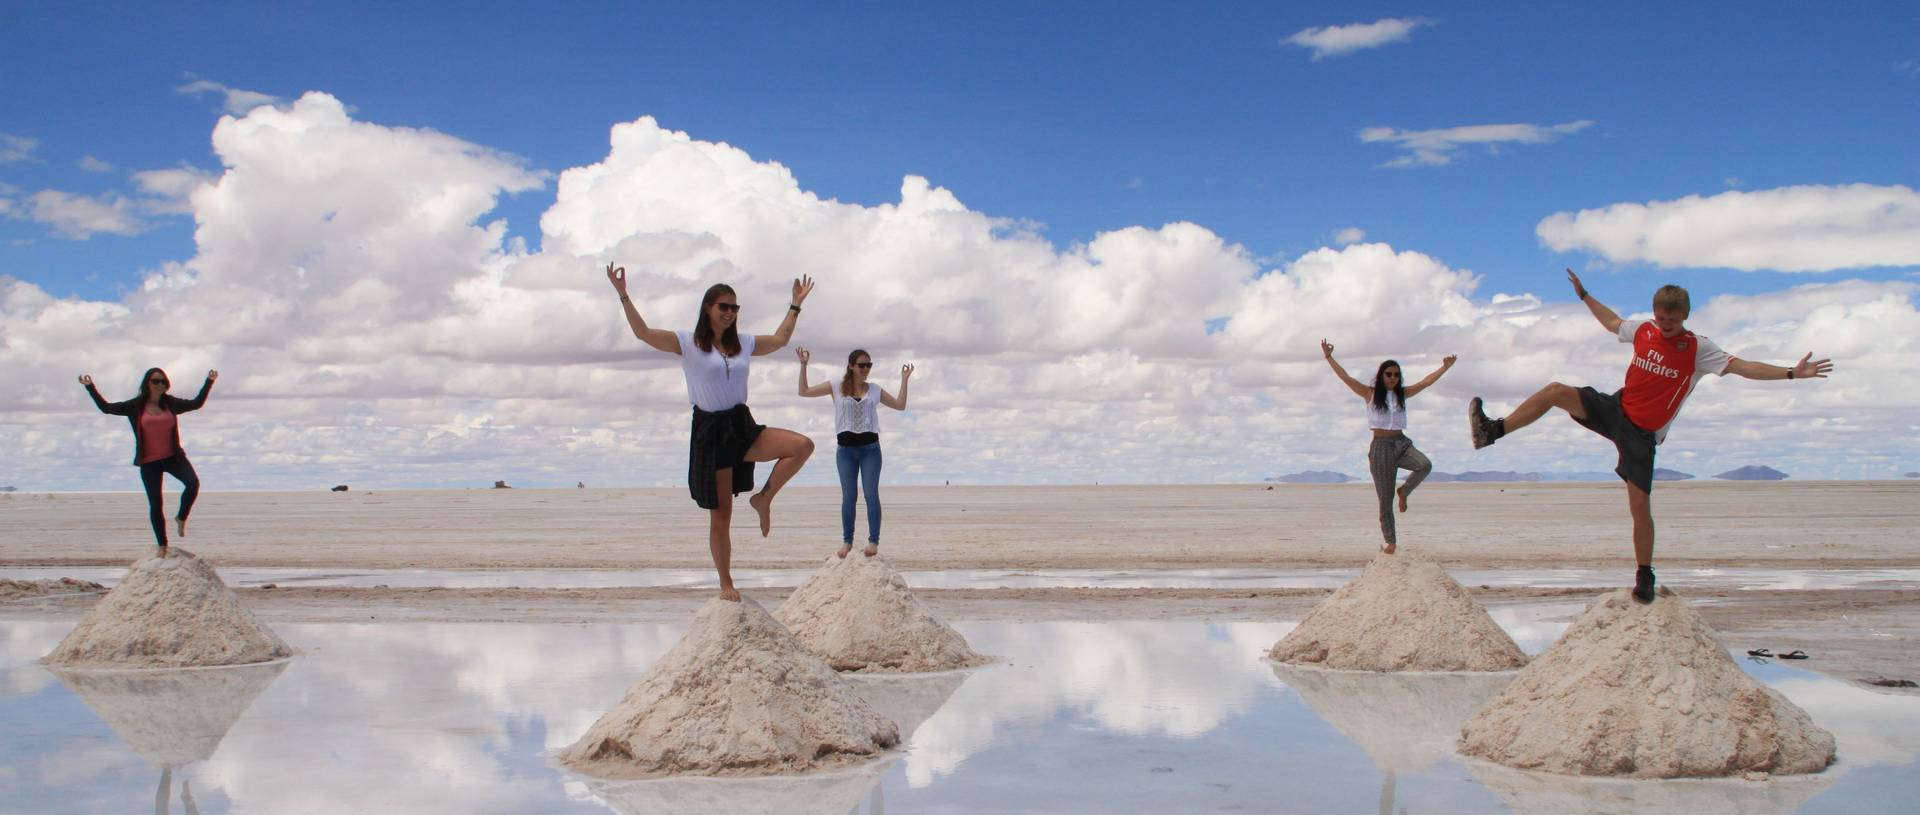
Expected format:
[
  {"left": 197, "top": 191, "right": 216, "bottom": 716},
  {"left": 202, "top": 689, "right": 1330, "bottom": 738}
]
[
  {"left": 1320, "top": 340, "right": 1371, "bottom": 400},
  {"left": 753, "top": 275, "right": 814, "bottom": 356},
  {"left": 1567, "top": 268, "right": 1624, "bottom": 334},
  {"left": 796, "top": 347, "right": 832, "bottom": 397},
  {"left": 880, "top": 363, "right": 912, "bottom": 410},
  {"left": 78, "top": 374, "right": 132, "bottom": 415},
  {"left": 607, "top": 264, "right": 681, "bottom": 355},
  {"left": 1403, "top": 354, "right": 1457, "bottom": 399},
  {"left": 1725, "top": 352, "right": 1833, "bottom": 382},
  {"left": 174, "top": 370, "right": 217, "bottom": 412}
]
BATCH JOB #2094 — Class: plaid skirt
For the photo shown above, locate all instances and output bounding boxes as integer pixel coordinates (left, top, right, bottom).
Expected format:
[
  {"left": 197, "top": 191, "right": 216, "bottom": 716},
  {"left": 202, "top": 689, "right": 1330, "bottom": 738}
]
[{"left": 688, "top": 404, "right": 764, "bottom": 509}]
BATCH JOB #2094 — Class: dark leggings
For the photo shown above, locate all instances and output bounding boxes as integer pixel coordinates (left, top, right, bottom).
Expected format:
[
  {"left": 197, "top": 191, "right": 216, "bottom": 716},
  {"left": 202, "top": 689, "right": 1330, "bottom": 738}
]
[{"left": 139, "top": 454, "right": 199, "bottom": 546}]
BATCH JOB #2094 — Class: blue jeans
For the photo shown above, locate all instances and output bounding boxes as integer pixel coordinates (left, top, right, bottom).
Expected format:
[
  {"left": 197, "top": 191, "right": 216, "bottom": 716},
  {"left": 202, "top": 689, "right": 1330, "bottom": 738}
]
[{"left": 836, "top": 443, "right": 882, "bottom": 545}]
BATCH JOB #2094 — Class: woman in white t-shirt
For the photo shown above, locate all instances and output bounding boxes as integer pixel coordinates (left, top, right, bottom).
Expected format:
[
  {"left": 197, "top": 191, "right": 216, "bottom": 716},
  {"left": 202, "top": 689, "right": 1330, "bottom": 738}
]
[
  {"left": 606, "top": 263, "right": 817, "bottom": 602},
  {"left": 795, "top": 347, "right": 912, "bottom": 559},
  {"left": 1321, "top": 339, "right": 1456, "bottom": 554}
]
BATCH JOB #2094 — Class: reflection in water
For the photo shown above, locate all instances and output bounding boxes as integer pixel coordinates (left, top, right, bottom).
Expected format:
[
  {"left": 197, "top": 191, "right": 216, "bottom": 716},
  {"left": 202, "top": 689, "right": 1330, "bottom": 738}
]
[
  {"left": 2, "top": 616, "right": 1916, "bottom": 813},
  {"left": 1467, "top": 760, "right": 1831, "bottom": 815},
  {"left": 53, "top": 661, "right": 287, "bottom": 814},
  {"left": 579, "top": 756, "right": 895, "bottom": 815},
  {"left": 1272, "top": 664, "right": 1516, "bottom": 815},
  {"left": 1269, "top": 664, "right": 1513, "bottom": 774}
]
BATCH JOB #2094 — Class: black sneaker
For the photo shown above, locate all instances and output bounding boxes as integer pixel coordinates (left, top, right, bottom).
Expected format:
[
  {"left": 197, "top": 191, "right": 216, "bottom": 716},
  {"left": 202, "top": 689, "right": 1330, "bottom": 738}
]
[
  {"left": 1633, "top": 566, "right": 1656, "bottom": 603},
  {"left": 1468, "top": 397, "right": 1501, "bottom": 449}
]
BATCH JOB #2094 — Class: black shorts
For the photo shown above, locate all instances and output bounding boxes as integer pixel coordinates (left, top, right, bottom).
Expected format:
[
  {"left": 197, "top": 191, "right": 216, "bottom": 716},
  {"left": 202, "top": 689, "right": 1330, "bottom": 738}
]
[{"left": 1571, "top": 387, "right": 1657, "bottom": 494}]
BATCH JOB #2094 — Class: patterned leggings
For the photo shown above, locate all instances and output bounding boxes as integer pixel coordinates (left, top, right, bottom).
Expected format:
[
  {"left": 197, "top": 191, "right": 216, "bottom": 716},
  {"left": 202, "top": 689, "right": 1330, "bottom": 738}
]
[{"left": 1368, "top": 435, "right": 1432, "bottom": 545}]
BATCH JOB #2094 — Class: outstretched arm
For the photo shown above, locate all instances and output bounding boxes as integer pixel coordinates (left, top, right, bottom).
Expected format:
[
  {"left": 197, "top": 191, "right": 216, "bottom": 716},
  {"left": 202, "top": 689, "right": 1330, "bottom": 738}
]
[
  {"left": 1320, "top": 340, "right": 1371, "bottom": 400},
  {"left": 796, "top": 347, "right": 832, "bottom": 397},
  {"left": 1403, "top": 354, "right": 1458, "bottom": 399},
  {"left": 1726, "top": 353, "right": 1833, "bottom": 381},
  {"left": 607, "top": 264, "right": 681, "bottom": 354},
  {"left": 79, "top": 375, "right": 132, "bottom": 415},
  {"left": 1566, "top": 268, "right": 1624, "bottom": 334},
  {"left": 881, "top": 364, "right": 912, "bottom": 410},
  {"left": 175, "top": 370, "right": 217, "bottom": 412},
  {"left": 754, "top": 275, "right": 814, "bottom": 356}
]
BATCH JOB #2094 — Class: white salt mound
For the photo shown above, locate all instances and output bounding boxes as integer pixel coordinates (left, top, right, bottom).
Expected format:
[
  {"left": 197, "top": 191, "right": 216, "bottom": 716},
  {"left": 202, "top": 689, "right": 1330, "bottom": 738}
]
[
  {"left": 775, "top": 555, "right": 989, "bottom": 673},
  {"left": 43, "top": 548, "right": 292, "bottom": 669},
  {"left": 1459, "top": 587, "right": 1836, "bottom": 778},
  {"left": 1267, "top": 550, "right": 1528, "bottom": 672},
  {"left": 560, "top": 595, "right": 899, "bottom": 778},
  {"left": 53, "top": 661, "right": 287, "bottom": 768}
]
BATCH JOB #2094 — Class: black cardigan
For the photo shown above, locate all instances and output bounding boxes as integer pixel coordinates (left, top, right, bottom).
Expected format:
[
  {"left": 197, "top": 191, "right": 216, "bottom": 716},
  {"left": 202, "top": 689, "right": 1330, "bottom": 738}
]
[{"left": 86, "top": 378, "right": 213, "bottom": 465}]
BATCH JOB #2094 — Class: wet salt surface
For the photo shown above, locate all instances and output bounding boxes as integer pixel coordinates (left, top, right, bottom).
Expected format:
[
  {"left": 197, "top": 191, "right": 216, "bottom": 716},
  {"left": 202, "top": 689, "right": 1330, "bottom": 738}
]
[
  {"left": 1, "top": 608, "right": 1916, "bottom": 814},
  {"left": 6, "top": 564, "right": 1918, "bottom": 591}
]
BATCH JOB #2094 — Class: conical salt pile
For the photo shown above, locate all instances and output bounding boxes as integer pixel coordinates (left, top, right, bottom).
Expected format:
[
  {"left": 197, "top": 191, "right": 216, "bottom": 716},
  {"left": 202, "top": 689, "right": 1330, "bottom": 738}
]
[
  {"left": 43, "top": 548, "right": 292, "bottom": 669},
  {"left": 774, "top": 555, "right": 989, "bottom": 673},
  {"left": 1459, "top": 587, "right": 1836, "bottom": 778},
  {"left": 1267, "top": 550, "right": 1528, "bottom": 672},
  {"left": 53, "top": 661, "right": 287, "bottom": 768},
  {"left": 559, "top": 596, "right": 899, "bottom": 778}
]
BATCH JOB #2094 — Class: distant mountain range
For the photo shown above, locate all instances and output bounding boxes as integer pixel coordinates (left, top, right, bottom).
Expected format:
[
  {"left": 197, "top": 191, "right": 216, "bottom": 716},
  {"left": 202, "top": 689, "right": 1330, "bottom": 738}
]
[
  {"left": 1907, "top": 472, "right": 1920, "bottom": 478},
  {"left": 1714, "top": 465, "right": 1789, "bottom": 481},
  {"left": 1266, "top": 468, "right": 1696, "bottom": 484}
]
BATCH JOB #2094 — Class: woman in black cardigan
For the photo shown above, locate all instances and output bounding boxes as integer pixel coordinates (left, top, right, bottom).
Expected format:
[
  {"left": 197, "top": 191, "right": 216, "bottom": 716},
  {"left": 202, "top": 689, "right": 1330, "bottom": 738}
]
[{"left": 81, "top": 368, "right": 218, "bottom": 550}]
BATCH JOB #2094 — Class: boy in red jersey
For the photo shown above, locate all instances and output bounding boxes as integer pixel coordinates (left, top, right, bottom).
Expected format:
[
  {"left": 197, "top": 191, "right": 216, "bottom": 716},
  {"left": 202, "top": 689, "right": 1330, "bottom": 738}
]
[{"left": 1467, "top": 269, "right": 1833, "bottom": 602}]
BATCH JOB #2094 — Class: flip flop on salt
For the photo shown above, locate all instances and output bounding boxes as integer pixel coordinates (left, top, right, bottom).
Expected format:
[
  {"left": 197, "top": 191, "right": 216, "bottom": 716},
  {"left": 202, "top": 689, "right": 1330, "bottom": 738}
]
[
  {"left": 1267, "top": 549, "right": 1528, "bottom": 672},
  {"left": 559, "top": 595, "right": 899, "bottom": 778},
  {"left": 43, "top": 548, "right": 292, "bottom": 669},
  {"left": 775, "top": 554, "right": 990, "bottom": 673},
  {"left": 1459, "top": 587, "right": 1836, "bottom": 778}
]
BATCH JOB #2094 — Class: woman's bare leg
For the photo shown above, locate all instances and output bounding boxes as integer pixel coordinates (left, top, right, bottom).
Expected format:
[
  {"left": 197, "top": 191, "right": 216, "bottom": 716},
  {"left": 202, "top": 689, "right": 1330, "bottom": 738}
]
[
  {"left": 710, "top": 469, "right": 739, "bottom": 602},
  {"left": 743, "top": 427, "right": 815, "bottom": 537}
]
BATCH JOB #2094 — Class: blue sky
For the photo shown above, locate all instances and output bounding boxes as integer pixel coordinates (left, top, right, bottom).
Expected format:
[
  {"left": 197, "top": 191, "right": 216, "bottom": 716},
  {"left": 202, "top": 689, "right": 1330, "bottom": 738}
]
[
  {"left": 3, "top": 2, "right": 1918, "bottom": 488},
  {"left": 7, "top": 2, "right": 1914, "bottom": 302}
]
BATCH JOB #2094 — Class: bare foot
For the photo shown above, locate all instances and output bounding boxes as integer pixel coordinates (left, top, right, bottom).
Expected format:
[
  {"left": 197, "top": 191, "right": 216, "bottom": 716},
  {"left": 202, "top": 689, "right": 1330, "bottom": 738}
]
[
  {"left": 837, "top": 544, "right": 852, "bottom": 559},
  {"left": 157, "top": 544, "right": 169, "bottom": 558},
  {"left": 1380, "top": 541, "right": 1397, "bottom": 555},
  {"left": 748, "top": 492, "right": 772, "bottom": 537},
  {"left": 719, "top": 585, "right": 741, "bottom": 602},
  {"left": 175, "top": 516, "right": 188, "bottom": 537},
  {"left": 863, "top": 545, "right": 878, "bottom": 557},
  {"left": 1396, "top": 488, "right": 1409, "bottom": 513}
]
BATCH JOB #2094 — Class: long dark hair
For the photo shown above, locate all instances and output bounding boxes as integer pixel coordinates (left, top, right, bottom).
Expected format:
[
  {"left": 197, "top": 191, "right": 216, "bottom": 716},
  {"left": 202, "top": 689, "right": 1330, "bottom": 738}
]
[
  {"left": 1370, "top": 360, "right": 1405, "bottom": 410},
  {"left": 691, "top": 283, "right": 741, "bottom": 356},
  {"left": 137, "top": 367, "right": 170, "bottom": 403},
  {"left": 841, "top": 349, "right": 869, "bottom": 397}
]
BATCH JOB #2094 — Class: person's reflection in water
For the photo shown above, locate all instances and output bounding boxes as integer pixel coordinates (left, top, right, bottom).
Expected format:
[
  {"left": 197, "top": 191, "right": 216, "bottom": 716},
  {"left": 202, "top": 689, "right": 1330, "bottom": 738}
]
[
  {"left": 153, "top": 767, "right": 201, "bottom": 815},
  {"left": 1376, "top": 768, "right": 1395, "bottom": 815}
]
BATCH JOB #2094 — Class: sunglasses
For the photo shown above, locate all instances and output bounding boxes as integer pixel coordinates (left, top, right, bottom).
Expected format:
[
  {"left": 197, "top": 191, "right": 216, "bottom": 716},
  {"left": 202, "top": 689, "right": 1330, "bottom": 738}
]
[
  {"left": 149, "top": 378, "right": 169, "bottom": 385},
  {"left": 853, "top": 362, "right": 873, "bottom": 370},
  {"left": 714, "top": 303, "right": 740, "bottom": 314},
  {"left": 1384, "top": 372, "right": 1401, "bottom": 378}
]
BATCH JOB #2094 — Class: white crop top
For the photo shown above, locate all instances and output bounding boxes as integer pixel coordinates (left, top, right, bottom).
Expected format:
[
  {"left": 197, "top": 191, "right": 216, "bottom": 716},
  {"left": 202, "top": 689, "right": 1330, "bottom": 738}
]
[
  {"left": 676, "top": 330, "right": 755, "bottom": 412},
  {"left": 830, "top": 383, "right": 883, "bottom": 434},
  {"left": 1366, "top": 391, "right": 1407, "bottom": 430}
]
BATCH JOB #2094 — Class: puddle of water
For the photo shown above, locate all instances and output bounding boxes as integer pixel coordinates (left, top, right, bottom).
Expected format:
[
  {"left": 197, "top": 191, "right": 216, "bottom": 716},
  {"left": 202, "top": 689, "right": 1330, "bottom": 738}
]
[
  {"left": 0, "top": 612, "right": 1915, "bottom": 813},
  {"left": 5, "top": 565, "right": 1916, "bottom": 592}
]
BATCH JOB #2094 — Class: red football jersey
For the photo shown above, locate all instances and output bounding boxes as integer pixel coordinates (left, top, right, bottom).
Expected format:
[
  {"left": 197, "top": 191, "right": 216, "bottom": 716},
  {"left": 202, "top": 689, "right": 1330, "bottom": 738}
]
[{"left": 1617, "top": 320, "right": 1732, "bottom": 439}]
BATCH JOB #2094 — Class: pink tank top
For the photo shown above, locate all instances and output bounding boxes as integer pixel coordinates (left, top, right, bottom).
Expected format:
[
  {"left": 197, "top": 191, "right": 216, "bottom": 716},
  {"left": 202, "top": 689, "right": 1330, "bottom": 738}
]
[{"left": 138, "top": 409, "right": 177, "bottom": 464}]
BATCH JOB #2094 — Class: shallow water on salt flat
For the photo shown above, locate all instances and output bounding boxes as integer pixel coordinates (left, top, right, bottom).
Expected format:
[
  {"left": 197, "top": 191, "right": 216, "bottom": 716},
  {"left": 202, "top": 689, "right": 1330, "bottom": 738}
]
[
  {"left": 6, "top": 564, "right": 1918, "bottom": 592},
  {"left": 2, "top": 602, "right": 1915, "bottom": 814}
]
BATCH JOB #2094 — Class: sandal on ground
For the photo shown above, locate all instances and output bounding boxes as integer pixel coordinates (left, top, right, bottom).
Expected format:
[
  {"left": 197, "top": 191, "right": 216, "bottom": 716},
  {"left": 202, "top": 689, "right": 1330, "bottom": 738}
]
[
  {"left": 1780, "top": 650, "right": 1810, "bottom": 660},
  {"left": 1746, "top": 648, "right": 1773, "bottom": 658}
]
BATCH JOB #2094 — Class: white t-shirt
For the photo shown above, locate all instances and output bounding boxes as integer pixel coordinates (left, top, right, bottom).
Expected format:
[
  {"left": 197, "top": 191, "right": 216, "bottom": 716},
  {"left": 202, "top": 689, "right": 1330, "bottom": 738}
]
[
  {"left": 676, "top": 330, "right": 755, "bottom": 412},
  {"left": 830, "top": 382, "right": 885, "bottom": 435},
  {"left": 1366, "top": 391, "right": 1407, "bottom": 431}
]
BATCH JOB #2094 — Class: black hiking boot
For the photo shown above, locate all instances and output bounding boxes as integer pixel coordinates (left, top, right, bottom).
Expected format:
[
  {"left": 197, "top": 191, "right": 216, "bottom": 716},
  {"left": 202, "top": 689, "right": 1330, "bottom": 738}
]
[
  {"left": 1468, "top": 397, "right": 1504, "bottom": 449},
  {"left": 1633, "top": 565, "right": 1656, "bottom": 603}
]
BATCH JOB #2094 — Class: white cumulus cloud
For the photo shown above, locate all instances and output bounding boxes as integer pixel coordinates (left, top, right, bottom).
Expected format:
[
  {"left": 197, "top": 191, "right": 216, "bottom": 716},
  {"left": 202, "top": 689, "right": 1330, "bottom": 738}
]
[
  {"left": 1285, "top": 18, "right": 1431, "bottom": 60},
  {"left": 12, "top": 190, "right": 146, "bottom": 239},
  {"left": 176, "top": 78, "right": 283, "bottom": 116},
  {"left": 1334, "top": 227, "right": 1366, "bottom": 245},
  {"left": 1537, "top": 184, "right": 1920, "bottom": 272},
  {"left": 1361, "top": 120, "right": 1594, "bottom": 168},
  {"left": 0, "top": 133, "right": 37, "bottom": 164},
  {"left": 1, "top": 95, "right": 1914, "bottom": 489}
]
